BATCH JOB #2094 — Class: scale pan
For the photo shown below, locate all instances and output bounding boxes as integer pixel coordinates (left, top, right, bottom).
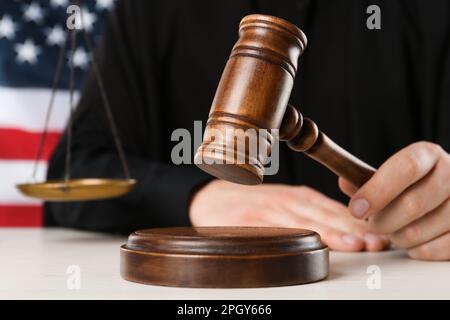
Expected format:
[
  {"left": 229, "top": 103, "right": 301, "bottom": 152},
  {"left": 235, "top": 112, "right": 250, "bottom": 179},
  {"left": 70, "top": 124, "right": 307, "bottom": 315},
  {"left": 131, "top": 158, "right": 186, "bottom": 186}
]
[{"left": 16, "top": 179, "right": 136, "bottom": 201}]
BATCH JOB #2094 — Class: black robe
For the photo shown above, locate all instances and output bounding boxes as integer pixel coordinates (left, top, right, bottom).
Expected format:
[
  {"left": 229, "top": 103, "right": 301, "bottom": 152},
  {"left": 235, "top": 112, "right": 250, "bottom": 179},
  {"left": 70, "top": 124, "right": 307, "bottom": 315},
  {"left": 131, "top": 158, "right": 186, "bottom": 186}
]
[{"left": 45, "top": 0, "right": 450, "bottom": 234}]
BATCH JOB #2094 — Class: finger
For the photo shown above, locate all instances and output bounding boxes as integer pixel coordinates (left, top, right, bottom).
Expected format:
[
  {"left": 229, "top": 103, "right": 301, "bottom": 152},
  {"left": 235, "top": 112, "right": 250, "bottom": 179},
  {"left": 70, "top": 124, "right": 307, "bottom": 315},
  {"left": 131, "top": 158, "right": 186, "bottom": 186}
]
[
  {"left": 308, "top": 188, "right": 358, "bottom": 218},
  {"left": 290, "top": 187, "right": 370, "bottom": 236},
  {"left": 309, "top": 185, "right": 356, "bottom": 216},
  {"left": 288, "top": 218, "right": 365, "bottom": 252},
  {"left": 381, "top": 235, "right": 392, "bottom": 249},
  {"left": 283, "top": 190, "right": 387, "bottom": 251},
  {"left": 364, "top": 233, "right": 390, "bottom": 252},
  {"left": 379, "top": 235, "right": 392, "bottom": 250},
  {"left": 349, "top": 142, "right": 442, "bottom": 219},
  {"left": 338, "top": 177, "right": 358, "bottom": 197},
  {"left": 261, "top": 202, "right": 366, "bottom": 251},
  {"left": 408, "top": 232, "right": 450, "bottom": 261},
  {"left": 390, "top": 199, "right": 450, "bottom": 248},
  {"left": 294, "top": 185, "right": 348, "bottom": 213},
  {"left": 313, "top": 223, "right": 365, "bottom": 252},
  {"left": 368, "top": 158, "right": 449, "bottom": 233}
]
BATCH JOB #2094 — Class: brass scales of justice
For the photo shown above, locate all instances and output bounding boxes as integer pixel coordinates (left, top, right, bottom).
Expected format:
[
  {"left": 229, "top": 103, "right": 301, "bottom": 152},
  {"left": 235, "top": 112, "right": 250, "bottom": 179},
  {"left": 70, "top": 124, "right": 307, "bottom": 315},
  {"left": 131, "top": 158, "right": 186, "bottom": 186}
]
[
  {"left": 16, "top": 11, "right": 379, "bottom": 288},
  {"left": 16, "top": 8, "right": 136, "bottom": 202}
]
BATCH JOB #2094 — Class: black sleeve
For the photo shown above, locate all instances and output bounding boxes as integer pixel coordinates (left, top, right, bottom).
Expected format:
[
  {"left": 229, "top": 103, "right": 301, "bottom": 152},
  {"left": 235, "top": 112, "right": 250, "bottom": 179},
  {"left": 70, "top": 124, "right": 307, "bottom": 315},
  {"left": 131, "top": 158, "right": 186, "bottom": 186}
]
[{"left": 44, "top": 0, "right": 213, "bottom": 235}]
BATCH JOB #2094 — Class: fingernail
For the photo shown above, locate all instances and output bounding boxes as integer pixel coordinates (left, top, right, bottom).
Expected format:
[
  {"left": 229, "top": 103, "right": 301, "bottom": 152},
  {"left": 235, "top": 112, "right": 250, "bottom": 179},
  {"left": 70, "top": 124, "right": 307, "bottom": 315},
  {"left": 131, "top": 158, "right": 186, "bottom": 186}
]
[
  {"left": 350, "top": 198, "right": 370, "bottom": 218},
  {"left": 364, "top": 233, "right": 382, "bottom": 247},
  {"left": 341, "top": 234, "right": 361, "bottom": 246}
]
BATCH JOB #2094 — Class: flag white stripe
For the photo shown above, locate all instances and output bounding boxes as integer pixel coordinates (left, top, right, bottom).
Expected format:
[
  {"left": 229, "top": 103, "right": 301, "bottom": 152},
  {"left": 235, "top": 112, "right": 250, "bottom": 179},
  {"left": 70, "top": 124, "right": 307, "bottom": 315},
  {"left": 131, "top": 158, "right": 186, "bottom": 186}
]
[
  {"left": 0, "top": 86, "right": 78, "bottom": 132},
  {"left": 0, "top": 160, "right": 47, "bottom": 205}
]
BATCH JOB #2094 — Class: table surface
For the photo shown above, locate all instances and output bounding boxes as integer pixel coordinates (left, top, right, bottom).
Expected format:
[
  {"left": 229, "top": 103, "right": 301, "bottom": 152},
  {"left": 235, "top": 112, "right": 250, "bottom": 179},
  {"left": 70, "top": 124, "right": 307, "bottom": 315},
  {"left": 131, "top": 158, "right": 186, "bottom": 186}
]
[{"left": 1, "top": 228, "right": 449, "bottom": 300}]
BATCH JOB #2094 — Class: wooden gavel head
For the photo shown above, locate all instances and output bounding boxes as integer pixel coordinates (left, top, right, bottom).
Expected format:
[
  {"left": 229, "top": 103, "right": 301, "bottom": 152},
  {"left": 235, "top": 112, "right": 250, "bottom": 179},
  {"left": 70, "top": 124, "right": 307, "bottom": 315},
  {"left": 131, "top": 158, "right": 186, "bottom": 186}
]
[{"left": 194, "top": 14, "right": 308, "bottom": 185}]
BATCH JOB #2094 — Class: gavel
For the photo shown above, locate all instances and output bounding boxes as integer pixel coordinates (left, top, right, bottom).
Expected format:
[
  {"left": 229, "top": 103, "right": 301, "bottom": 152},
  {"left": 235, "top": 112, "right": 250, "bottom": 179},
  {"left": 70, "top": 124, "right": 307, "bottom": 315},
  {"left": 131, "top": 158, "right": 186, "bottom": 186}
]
[{"left": 195, "top": 14, "right": 376, "bottom": 188}]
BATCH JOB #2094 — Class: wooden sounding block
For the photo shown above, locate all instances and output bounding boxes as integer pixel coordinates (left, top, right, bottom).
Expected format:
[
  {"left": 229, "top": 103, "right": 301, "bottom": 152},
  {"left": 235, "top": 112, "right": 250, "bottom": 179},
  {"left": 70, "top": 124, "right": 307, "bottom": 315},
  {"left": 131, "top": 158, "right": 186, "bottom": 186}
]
[{"left": 120, "top": 227, "right": 329, "bottom": 288}]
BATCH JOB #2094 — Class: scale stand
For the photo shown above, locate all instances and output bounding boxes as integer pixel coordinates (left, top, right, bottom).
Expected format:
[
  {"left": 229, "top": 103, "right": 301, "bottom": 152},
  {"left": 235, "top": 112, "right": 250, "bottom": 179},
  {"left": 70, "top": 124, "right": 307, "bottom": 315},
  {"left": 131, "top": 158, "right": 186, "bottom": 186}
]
[{"left": 17, "top": 3, "right": 136, "bottom": 202}]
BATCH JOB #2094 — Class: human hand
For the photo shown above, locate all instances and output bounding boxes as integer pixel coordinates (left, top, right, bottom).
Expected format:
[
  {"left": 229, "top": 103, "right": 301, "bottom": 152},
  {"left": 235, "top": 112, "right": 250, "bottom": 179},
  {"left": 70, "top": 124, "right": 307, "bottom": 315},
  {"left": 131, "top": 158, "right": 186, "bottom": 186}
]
[
  {"left": 190, "top": 180, "right": 390, "bottom": 252},
  {"left": 340, "top": 142, "right": 450, "bottom": 260}
]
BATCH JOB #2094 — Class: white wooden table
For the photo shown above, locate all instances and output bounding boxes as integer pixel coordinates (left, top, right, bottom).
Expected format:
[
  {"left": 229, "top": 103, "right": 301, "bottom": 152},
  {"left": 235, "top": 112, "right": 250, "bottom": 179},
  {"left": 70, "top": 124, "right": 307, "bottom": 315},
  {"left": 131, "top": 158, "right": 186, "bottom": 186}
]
[{"left": 1, "top": 228, "right": 449, "bottom": 299}]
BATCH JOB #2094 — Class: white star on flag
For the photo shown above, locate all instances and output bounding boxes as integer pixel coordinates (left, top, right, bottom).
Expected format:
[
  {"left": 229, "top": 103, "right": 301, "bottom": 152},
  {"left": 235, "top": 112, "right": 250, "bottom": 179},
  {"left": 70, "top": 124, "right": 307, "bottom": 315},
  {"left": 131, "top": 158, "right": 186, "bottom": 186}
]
[
  {"left": 69, "top": 48, "right": 90, "bottom": 69},
  {"left": 46, "top": 25, "right": 66, "bottom": 47},
  {"left": 96, "top": 0, "right": 115, "bottom": 10},
  {"left": 80, "top": 7, "right": 97, "bottom": 32},
  {"left": 15, "top": 39, "right": 41, "bottom": 64},
  {"left": 0, "top": 15, "right": 18, "bottom": 40},
  {"left": 23, "top": 2, "right": 44, "bottom": 24},
  {"left": 50, "top": 0, "right": 69, "bottom": 8}
]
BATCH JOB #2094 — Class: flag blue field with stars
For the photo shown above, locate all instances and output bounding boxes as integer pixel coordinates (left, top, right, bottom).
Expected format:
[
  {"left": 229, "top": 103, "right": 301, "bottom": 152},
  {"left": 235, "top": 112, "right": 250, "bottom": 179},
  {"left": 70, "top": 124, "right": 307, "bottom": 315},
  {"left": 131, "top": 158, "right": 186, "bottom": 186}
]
[
  {"left": 0, "top": 0, "right": 116, "bottom": 226},
  {"left": 0, "top": 0, "right": 115, "bottom": 88}
]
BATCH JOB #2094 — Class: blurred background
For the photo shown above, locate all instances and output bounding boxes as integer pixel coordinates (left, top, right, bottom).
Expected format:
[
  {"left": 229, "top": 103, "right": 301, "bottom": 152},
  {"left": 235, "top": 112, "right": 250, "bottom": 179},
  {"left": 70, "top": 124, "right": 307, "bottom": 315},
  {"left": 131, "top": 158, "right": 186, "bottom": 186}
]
[{"left": 0, "top": 0, "right": 115, "bottom": 226}]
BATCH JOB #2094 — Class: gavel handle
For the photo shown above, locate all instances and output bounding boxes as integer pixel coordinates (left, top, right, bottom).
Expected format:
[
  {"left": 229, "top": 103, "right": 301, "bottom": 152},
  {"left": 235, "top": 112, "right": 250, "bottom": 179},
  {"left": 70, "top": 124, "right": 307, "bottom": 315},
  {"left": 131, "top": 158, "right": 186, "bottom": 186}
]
[
  {"left": 280, "top": 105, "right": 376, "bottom": 188},
  {"left": 304, "top": 132, "right": 375, "bottom": 188}
]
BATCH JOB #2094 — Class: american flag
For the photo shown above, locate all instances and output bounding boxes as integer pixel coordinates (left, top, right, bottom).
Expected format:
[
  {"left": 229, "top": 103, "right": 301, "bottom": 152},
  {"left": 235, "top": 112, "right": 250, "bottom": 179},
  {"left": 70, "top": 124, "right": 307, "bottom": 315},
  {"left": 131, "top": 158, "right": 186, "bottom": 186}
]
[{"left": 0, "top": 0, "right": 115, "bottom": 226}]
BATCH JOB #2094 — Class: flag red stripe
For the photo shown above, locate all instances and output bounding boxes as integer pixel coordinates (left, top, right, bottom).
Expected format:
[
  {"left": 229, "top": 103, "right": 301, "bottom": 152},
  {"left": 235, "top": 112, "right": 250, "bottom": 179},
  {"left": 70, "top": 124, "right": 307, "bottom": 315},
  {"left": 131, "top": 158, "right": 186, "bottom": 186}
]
[
  {"left": 0, "top": 128, "right": 61, "bottom": 160},
  {"left": 0, "top": 205, "right": 42, "bottom": 227}
]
